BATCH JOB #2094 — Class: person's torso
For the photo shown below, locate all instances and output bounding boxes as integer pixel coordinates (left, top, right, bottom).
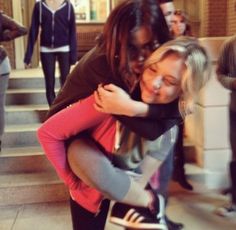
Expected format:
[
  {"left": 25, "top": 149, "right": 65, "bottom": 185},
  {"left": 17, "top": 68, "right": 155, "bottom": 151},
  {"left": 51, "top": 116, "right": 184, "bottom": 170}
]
[{"left": 39, "top": 0, "right": 71, "bottom": 48}]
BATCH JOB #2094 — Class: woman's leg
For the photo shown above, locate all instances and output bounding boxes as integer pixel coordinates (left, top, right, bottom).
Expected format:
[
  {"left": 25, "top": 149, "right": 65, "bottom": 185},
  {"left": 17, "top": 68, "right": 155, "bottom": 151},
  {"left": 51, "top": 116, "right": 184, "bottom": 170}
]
[
  {"left": 0, "top": 73, "right": 9, "bottom": 150},
  {"left": 56, "top": 52, "right": 71, "bottom": 87},
  {"left": 70, "top": 198, "right": 110, "bottom": 230},
  {"left": 40, "top": 52, "right": 56, "bottom": 106},
  {"left": 229, "top": 109, "right": 236, "bottom": 205}
]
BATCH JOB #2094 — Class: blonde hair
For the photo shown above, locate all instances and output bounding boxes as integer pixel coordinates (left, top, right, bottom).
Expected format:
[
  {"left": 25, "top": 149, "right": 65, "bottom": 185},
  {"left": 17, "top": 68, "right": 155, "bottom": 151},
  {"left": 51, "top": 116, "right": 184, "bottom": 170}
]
[{"left": 144, "top": 36, "right": 211, "bottom": 117}]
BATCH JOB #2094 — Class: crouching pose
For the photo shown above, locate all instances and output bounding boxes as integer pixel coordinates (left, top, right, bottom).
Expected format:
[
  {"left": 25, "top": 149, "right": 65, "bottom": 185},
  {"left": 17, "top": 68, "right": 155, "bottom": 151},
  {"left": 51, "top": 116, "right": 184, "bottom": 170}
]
[{"left": 38, "top": 37, "right": 211, "bottom": 230}]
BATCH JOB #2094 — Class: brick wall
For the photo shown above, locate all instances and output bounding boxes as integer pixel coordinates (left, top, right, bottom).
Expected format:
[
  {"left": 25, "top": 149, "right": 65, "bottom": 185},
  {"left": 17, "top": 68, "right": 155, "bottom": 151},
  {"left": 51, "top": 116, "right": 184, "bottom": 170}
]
[
  {"left": 0, "top": 0, "right": 15, "bottom": 68},
  {"left": 227, "top": 0, "right": 236, "bottom": 35},
  {"left": 206, "top": 0, "right": 227, "bottom": 36}
]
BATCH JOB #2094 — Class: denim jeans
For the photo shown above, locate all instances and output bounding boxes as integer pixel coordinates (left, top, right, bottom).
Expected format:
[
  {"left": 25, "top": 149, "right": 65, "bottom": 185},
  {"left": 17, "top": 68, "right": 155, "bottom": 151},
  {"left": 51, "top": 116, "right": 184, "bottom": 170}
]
[{"left": 0, "top": 73, "right": 9, "bottom": 140}]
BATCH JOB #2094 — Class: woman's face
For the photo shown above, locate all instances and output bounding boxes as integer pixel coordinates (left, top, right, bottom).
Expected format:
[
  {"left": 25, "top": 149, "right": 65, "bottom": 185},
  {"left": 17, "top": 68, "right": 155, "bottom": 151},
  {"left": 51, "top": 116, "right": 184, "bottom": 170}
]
[
  {"left": 128, "top": 26, "right": 154, "bottom": 75},
  {"left": 171, "top": 15, "right": 186, "bottom": 37},
  {"left": 140, "top": 53, "right": 185, "bottom": 104}
]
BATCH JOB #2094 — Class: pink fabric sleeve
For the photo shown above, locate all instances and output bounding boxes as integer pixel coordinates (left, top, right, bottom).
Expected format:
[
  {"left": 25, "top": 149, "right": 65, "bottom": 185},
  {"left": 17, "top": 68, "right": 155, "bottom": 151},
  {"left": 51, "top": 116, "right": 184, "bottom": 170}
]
[{"left": 37, "top": 95, "right": 109, "bottom": 189}]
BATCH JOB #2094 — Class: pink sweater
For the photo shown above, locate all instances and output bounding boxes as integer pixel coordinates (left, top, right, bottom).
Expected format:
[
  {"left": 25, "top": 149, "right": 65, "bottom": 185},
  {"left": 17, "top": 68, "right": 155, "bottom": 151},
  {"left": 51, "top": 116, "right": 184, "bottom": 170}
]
[{"left": 37, "top": 95, "right": 116, "bottom": 212}]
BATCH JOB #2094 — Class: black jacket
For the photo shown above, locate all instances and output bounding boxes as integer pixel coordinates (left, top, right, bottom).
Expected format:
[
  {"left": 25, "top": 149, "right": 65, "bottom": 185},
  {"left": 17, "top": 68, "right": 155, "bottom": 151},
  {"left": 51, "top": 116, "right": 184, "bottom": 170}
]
[{"left": 24, "top": 0, "right": 77, "bottom": 65}]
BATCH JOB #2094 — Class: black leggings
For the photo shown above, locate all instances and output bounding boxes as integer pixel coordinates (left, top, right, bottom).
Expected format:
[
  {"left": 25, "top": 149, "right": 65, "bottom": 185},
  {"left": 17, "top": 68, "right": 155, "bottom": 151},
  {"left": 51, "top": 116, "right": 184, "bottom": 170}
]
[
  {"left": 40, "top": 52, "right": 70, "bottom": 105},
  {"left": 70, "top": 198, "right": 110, "bottom": 230}
]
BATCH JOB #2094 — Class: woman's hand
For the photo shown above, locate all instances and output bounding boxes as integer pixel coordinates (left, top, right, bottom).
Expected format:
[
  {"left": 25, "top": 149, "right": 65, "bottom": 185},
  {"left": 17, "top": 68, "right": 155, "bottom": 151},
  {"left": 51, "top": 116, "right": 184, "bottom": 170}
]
[{"left": 94, "top": 84, "right": 148, "bottom": 117}]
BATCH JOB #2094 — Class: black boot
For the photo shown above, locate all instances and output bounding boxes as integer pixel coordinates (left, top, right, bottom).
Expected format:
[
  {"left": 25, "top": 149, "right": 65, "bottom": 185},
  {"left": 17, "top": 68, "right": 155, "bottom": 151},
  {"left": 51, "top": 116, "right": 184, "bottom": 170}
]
[{"left": 172, "top": 123, "right": 193, "bottom": 191}]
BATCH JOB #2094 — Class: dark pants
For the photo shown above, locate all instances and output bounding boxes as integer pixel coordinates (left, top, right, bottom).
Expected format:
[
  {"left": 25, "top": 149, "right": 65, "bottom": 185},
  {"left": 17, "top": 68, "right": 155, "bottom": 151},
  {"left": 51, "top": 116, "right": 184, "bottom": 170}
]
[
  {"left": 70, "top": 198, "right": 110, "bottom": 230},
  {"left": 40, "top": 52, "right": 71, "bottom": 106},
  {"left": 229, "top": 109, "right": 236, "bottom": 204}
]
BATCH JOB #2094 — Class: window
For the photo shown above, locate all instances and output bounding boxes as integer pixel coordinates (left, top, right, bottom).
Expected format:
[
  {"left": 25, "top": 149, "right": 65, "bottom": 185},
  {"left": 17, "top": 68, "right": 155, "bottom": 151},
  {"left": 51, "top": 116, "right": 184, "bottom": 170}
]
[{"left": 70, "top": 0, "right": 111, "bottom": 23}]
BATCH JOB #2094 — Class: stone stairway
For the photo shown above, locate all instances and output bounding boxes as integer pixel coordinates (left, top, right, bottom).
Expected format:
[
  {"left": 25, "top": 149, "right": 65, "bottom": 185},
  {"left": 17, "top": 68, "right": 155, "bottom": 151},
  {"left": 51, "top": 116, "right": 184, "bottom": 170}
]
[{"left": 0, "top": 68, "right": 69, "bottom": 206}]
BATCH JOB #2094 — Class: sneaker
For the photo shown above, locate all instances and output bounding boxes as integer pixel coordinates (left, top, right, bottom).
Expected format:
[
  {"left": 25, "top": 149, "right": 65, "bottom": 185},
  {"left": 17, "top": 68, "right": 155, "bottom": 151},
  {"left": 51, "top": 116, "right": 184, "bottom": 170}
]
[
  {"left": 215, "top": 203, "right": 236, "bottom": 218},
  {"left": 109, "top": 199, "right": 167, "bottom": 229}
]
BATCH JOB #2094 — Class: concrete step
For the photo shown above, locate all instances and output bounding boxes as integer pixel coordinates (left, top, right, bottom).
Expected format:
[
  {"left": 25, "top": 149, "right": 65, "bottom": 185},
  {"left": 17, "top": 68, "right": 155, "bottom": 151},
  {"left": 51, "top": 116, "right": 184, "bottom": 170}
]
[
  {"left": 0, "top": 146, "right": 53, "bottom": 174},
  {"left": 5, "top": 105, "right": 48, "bottom": 125},
  {"left": 0, "top": 171, "right": 69, "bottom": 206},
  {"left": 6, "top": 89, "right": 51, "bottom": 105},
  {"left": 2, "top": 123, "right": 40, "bottom": 148},
  {"left": 8, "top": 76, "right": 60, "bottom": 89},
  {"left": 6, "top": 89, "right": 59, "bottom": 105}
]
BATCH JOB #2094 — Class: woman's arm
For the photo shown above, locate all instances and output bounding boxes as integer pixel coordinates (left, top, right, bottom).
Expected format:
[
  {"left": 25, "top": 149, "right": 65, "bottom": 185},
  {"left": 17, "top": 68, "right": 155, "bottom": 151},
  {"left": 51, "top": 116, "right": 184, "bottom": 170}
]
[
  {"left": 94, "top": 84, "right": 180, "bottom": 119},
  {"left": 24, "top": 3, "right": 40, "bottom": 65},
  {"left": 68, "top": 3, "right": 77, "bottom": 65},
  {"left": 1, "top": 12, "right": 27, "bottom": 41},
  {"left": 37, "top": 95, "right": 109, "bottom": 189},
  {"left": 94, "top": 84, "right": 182, "bottom": 140}
]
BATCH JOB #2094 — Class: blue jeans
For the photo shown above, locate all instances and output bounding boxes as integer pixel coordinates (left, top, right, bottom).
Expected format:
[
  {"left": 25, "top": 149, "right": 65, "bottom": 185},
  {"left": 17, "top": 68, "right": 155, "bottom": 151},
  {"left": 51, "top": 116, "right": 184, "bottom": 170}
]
[
  {"left": 0, "top": 73, "right": 9, "bottom": 140},
  {"left": 156, "top": 146, "right": 175, "bottom": 198}
]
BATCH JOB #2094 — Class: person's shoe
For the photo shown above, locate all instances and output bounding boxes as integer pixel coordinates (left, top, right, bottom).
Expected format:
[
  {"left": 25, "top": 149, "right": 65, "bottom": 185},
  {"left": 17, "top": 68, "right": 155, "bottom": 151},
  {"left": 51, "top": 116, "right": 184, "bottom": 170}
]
[
  {"left": 109, "top": 195, "right": 166, "bottom": 229},
  {"left": 165, "top": 216, "right": 184, "bottom": 230},
  {"left": 214, "top": 203, "right": 236, "bottom": 218}
]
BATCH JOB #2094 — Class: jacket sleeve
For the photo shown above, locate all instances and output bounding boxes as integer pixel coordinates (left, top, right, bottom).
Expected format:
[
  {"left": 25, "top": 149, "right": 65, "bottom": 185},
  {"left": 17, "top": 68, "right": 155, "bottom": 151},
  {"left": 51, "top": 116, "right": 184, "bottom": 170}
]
[
  {"left": 1, "top": 12, "right": 27, "bottom": 42},
  {"left": 115, "top": 99, "right": 182, "bottom": 140},
  {"left": 37, "top": 95, "right": 109, "bottom": 189},
  {"left": 24, "top": 3, "right": 40, "bottom": 65},
  {"left": 68, "top": 3, "right": 77, "bottom": 65},
  {"left": 116, "top": 115, "right": 182, "bottom": 141}
]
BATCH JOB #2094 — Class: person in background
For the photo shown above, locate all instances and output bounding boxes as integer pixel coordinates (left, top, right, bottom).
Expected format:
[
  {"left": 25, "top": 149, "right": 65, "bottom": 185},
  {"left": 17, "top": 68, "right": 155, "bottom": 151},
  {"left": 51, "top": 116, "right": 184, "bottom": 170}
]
[
  {"left": 170, "top": 9, "right": 192, "bottom": 38},
  {"left": 0, "top": 11, "right": 27, "bottom": 152},
  {"left": 24, "top": 0, "right": 77, "bottom": 106},
  {"left": 170, "top": 9, "right": 194, "bottom": 191},
  {"left": 215, "top": 35, "right": 236, "bottom": 217}
]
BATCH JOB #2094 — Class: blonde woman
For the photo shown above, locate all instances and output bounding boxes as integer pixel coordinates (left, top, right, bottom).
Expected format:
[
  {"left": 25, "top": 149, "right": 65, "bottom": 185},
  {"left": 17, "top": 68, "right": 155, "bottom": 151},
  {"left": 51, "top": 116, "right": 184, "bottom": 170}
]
[{"left": 38, "top": 36, "right": 211, "bottom": 229}]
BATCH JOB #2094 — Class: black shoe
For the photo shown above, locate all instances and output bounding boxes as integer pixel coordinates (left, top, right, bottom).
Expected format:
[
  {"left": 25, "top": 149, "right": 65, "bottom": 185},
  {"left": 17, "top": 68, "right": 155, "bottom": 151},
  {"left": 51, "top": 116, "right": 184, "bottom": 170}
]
[
  {"left": 165, "top": 216, "right": 184, "bottom": 230},
  {"left": 109, "top": 196, "right": 166, "bottom": 229}
]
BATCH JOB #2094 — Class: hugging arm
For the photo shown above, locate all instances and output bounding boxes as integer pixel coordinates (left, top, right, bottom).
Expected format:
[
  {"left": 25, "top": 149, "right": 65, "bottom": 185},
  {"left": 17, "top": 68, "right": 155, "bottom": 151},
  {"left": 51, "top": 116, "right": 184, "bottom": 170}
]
[{"left": 94, "top": 84, "right": 182, "bottom": 140}]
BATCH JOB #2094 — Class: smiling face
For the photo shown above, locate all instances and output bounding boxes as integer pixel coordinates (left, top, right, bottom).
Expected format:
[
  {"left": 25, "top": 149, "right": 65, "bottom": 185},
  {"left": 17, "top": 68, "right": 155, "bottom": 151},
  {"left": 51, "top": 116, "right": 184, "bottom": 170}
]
[{"left": 140, "top": 53, "right": 185, "bottom": 104}]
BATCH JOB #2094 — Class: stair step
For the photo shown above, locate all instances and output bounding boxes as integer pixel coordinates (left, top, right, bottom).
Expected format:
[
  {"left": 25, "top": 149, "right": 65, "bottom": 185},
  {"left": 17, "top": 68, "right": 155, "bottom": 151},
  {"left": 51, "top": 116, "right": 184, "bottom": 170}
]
[
  {"left": 6, "top": 89, "right": 59, "bottom": 105},
  {"left": 2, "top": 124, "right": 41, "bottom": 147},
  {"left": 8, "top": 76, "right": 60, "bottom": 89},
  {"left": 6, "top": 89, "right": 48, "bottom": 105},
  {"left": 0, "top": 172, "right": 69, "bottom": 206},
  {"left": 0, "top": 146, "right": 53, "bottom": 173},
  {"left": 6, "top": 104, "right": 48, "bottom": 125}
]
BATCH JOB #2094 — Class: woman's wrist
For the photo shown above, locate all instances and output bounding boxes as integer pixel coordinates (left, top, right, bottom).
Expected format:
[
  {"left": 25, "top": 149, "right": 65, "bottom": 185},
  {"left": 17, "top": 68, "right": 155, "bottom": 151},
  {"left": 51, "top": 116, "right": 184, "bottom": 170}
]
[{"left": 127, "top": 100, "right": 149, "bottom": 117}]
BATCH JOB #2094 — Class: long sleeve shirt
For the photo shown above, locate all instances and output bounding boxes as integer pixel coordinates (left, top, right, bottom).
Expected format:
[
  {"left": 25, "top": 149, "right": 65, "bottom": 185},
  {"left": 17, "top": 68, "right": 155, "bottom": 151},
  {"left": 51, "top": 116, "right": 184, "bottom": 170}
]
[{"left": 38, "top": 95, "right": 116, "bottom": 212}]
